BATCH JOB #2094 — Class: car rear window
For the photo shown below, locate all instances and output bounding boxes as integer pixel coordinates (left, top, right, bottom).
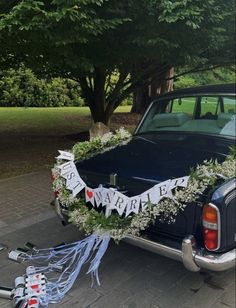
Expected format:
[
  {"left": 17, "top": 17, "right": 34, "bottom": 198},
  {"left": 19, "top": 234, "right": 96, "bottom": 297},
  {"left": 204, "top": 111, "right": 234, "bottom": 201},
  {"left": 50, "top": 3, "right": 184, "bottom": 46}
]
[{"left": 137, "top": 95, "right": 236, "bottom": 137}]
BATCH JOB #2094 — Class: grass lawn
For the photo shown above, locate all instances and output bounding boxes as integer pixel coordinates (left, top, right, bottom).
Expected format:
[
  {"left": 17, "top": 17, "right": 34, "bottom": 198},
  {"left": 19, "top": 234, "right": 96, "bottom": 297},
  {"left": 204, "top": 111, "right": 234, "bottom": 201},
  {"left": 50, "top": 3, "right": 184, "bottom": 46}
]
[
  {"left": 0, "top": 106, "right": 132, "bottom": 135},
  {"left": 0, "top": 106, "right": 139, "bottom": 179}
]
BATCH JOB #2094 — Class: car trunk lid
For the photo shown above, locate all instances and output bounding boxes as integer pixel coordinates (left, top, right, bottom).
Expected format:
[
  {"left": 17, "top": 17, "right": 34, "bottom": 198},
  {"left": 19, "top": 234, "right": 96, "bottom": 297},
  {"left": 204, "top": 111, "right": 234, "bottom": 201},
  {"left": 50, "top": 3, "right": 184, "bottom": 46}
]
[{"left": 75, "top": 133, "right": 232, "bottom": 246}]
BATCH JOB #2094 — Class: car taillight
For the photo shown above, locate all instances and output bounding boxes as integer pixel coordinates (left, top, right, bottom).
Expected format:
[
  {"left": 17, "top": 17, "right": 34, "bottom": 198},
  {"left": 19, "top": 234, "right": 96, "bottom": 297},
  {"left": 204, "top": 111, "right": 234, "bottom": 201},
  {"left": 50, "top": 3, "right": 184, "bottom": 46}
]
[{"left": 202, "top": 203, "right": 220, "bottom": 251}]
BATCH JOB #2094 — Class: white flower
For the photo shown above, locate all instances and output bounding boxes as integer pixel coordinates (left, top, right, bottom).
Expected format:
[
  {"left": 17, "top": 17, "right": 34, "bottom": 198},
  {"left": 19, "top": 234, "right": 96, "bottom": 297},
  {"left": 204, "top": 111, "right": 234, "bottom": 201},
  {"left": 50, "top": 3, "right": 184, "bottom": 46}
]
[
  {"left": 54, "top": 126, "right": 235, "bottom": 241},
  {"left": 100, "top": 132, "right": 114, "bottom": 144}
]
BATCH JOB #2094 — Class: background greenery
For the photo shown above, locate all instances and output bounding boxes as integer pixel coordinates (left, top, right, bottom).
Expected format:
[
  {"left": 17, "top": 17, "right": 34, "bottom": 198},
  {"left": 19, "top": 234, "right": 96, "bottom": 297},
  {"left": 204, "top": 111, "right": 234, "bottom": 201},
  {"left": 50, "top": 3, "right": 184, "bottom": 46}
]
[
  {"left": 0, "top": 67, "right": 234, "bottom": 108},
  {"left": 0, "top": 106, "right": 132, "bottom": 135},
  {"left": 175, "top": 68, "right": 235, "bottom": 89},
  {"left": 0, "top": 66, "right": 84, "bottom": 107},
  {"left": 1, "top": 0, "right": 234, "bottom": 124},
  {"left": 0, "top": 106, "right": 135, "bottom": 179}
]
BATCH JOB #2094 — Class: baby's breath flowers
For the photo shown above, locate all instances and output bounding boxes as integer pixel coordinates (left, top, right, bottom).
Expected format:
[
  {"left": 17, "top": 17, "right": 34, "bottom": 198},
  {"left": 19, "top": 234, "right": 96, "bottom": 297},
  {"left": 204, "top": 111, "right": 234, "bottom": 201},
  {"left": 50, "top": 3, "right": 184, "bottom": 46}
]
[{"left": 52, "top": 131, "right": 236, "bottom": 241}]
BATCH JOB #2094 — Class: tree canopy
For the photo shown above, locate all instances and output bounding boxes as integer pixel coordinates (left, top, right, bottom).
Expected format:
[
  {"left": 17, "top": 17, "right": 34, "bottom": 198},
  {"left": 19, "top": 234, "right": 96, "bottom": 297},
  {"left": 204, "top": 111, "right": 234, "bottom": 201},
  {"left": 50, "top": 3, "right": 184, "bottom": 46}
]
[{"left": 0, "top": 0, "right": 235, "bottom": 124}]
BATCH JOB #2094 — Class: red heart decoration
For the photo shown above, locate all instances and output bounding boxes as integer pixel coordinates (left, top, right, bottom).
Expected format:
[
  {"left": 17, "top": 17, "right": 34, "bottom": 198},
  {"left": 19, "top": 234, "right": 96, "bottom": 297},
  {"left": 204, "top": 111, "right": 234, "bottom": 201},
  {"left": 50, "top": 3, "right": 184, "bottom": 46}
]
[
  {"left": 28, "top": 298, "right": 38, "bottom": 305},
  {"left": 86, "top": 190, "right": 93, "bottom": 199}
]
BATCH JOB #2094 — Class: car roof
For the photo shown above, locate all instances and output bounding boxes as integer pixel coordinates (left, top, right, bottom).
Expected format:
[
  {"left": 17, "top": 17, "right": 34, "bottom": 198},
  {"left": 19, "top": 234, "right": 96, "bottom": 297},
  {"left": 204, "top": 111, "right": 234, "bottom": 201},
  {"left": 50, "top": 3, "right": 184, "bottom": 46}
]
[{"left": 157, "top": 83, "right": 235, "bottom": 100}]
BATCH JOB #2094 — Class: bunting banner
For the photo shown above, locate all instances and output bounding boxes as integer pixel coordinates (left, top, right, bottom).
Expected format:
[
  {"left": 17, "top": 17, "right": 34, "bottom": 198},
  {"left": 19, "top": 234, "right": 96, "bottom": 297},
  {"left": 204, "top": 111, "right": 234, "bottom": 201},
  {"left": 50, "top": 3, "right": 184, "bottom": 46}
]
[{"left": 56, "top": 150, "right": 189, "bottom": 217}]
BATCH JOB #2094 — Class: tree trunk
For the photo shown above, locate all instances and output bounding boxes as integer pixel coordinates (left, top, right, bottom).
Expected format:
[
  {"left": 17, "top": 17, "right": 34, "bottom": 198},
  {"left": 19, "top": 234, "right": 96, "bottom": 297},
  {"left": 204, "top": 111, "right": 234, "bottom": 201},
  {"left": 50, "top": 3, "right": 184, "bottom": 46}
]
[
  {"left": 131, "top": 67, "right": 174, "bottom": 114},
  {"left": 131, "top": 85, "right": 151, "bottom": 114},
  {"left": 80, "top": 68, "right": 111, "bottom": 126}
]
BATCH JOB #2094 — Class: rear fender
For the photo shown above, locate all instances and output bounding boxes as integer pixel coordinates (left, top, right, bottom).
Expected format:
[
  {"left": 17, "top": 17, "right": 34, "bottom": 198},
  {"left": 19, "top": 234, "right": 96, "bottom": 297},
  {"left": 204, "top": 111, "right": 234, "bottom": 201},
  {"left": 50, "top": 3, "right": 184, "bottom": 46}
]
[{"left": 209, "top": 178, "right": 236, "bottom": 252}]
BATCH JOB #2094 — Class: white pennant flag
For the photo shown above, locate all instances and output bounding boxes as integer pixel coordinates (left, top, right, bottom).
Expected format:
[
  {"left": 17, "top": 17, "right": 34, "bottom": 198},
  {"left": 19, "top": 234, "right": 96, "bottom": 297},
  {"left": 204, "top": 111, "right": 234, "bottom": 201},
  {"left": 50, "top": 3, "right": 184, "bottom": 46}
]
[
  {"left": 64, "top": 168, "right": 80, "bottom": 188},
  {"left": 101, "top": 188, "right": 114, "bottom": 207},
  {"left": 94, "top": 188, "right": 103, "bottom": 207},
  {"left": 140, "top": 186, "right": 158, "bottom": 212},
  {"left": 104, "top": 188, "right": 116, "bottom": 217},
  {"left": 169, "top": 176, "right": 189, "bottom": 190},
  {"left": 85, "top": 187, "right": 95, "bottom": 206},
  {"left": 153, "top": 179, "right": 172, "bottom": 201},
  {"left": 60, "top": 165, "right": 78, "bottom": 179},
  {"left": 56, "top": 150, "right": 74, "bottom": 161},
  {"left": 125, "top": 196, "right": 140, "bottom": 217},
  {"left": 67, "top": 175, "right": 86, "bottom": 197},
  {"left": 57, "top": 161, "right": 75, "bottom": 176},
  {"left": 109, "top": 191, "right": 129, "bottom": 216}
]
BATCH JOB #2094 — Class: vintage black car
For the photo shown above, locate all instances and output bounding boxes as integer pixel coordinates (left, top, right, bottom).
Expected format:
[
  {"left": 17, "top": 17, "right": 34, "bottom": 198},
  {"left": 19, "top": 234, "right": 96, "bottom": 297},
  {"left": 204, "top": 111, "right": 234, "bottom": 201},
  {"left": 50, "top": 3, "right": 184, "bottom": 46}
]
[{"left": 55, "top": 83, "right": 236, "bottom": 272}]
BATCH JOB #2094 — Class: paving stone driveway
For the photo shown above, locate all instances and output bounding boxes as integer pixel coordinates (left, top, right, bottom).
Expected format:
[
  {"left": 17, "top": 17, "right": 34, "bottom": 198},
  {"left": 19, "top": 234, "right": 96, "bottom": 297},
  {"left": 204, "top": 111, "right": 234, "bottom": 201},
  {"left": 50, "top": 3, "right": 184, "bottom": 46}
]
[{"left": 0, "top": 171, "right": 235, "bottom": 308}]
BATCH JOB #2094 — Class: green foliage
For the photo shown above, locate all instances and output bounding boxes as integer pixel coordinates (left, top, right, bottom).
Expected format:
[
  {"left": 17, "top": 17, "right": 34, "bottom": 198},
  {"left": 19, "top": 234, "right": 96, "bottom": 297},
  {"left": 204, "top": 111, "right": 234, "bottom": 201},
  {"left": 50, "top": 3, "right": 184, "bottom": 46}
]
[
  {"left": 0, "top": 67, "right": 84, "bottom": 107},
  {"left": 53, "top": 129, "right": 236, "bottom": 240},
  {"left": 175, "top": 68, "right": 235, "bottom": 89},
  {"left": 69, "top": 198, "right": 132, "bottom": 236},
  {"left": 0, "top": 0, "right": 234, "bottom": 123},
  {"left": 72, "top": 127, "right": 131, "bottom": 161},
  {"left": 229, "top": 145, "right": 236, "bottom": 159}
]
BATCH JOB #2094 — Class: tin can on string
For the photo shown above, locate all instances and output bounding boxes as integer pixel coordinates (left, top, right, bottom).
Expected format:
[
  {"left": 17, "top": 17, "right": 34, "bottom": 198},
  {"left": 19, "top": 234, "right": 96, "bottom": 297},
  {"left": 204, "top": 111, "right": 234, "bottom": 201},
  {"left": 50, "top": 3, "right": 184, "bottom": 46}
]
[
  {"left": 27, "top": 296, "right": 39, "bottom": 308},
  {"left": 8, "top": 250, "right": 26, "bottom": 263},
  {"left": 15, "top": 277, "right": 25, "bottom": 288},
  {"left": 25, "top": 275, "right": 46, "bottom": 287},
  {"left": 26, "top": 266, "right": 36, "bottom": 275},
  {"left": 24, "top": 242, "right": 38, "bottom": 252},
  {"left": 12, "top": 286, "right": 24, "bottom": 307}
]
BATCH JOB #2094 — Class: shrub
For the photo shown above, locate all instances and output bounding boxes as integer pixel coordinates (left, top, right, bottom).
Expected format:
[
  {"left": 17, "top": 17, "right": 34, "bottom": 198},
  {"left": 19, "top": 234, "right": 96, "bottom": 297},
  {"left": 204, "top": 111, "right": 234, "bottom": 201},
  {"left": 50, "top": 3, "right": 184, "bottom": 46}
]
[{"left": 0, "top": 67, "right": 84, "bottom": 107}]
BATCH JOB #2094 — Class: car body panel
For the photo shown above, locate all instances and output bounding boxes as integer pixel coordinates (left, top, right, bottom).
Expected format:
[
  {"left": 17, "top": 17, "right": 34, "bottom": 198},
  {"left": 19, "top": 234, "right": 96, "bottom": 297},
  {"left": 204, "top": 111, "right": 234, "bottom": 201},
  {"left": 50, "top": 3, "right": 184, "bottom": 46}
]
[
  {"left": 77, "top": 133, "right": 232, "bottom": 189},
  {"left": 54, "top": 83, "right": 236, "bottom": 272}
]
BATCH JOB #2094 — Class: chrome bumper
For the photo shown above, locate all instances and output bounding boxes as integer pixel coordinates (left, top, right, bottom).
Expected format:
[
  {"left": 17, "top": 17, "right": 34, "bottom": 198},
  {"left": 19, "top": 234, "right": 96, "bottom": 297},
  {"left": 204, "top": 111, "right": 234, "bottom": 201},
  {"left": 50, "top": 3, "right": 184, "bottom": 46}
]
[
  {"left": 54, "top": 198, "right": 235, "bottom": 272},
  {"left": 124, "top": 235, "right": 236, "bottom": 272}
]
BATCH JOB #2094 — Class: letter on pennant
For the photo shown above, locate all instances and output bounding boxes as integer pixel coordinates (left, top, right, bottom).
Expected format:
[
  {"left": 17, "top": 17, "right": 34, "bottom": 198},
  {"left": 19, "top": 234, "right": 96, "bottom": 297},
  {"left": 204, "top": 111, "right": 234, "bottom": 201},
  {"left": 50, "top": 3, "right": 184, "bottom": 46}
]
[
  {"left": 140, "top": 187, "right": 157, "bottom": 211},
  {"left": 170, "top": 176, "right": 189, "bottom": 190},
  {"left": 125, "top": 196, "right": 140, "bottom": 217},
  {"left": 58, "top": 161, "right": 75, "bottom": 176},
  {"left": 109, "top": 191, "right": 129, "bottom": 216},
  {"left": 94, "top": 188, "right": 103, "bottom": 207},
  {"left": 153, "top": 180, "right": 172, "bottom": 200}
]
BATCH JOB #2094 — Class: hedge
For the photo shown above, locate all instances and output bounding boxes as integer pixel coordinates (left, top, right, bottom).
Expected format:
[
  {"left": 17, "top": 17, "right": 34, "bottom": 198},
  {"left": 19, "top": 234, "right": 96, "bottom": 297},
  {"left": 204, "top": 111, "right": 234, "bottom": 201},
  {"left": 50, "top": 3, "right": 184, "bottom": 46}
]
[{"left": 0, "top": 67, "right": 84, "bottom": 107}]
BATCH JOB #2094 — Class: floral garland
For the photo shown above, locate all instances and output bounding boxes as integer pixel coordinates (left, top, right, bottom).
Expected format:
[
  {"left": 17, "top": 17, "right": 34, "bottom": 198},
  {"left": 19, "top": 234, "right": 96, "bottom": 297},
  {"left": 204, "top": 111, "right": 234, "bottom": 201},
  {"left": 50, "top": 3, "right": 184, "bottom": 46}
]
[{"left": 52, "top": 128, "right": 236, "bottom": 241}]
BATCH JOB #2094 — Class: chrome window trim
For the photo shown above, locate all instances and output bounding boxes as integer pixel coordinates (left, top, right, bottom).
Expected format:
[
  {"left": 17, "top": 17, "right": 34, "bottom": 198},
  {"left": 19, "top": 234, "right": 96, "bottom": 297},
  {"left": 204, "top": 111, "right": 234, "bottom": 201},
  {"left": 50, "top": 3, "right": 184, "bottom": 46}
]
[
  {"left": 134, "top": 101, "right": 154, "bottom": 134},
  {"left": 134, "top": 93, "right": 235, "bottom": 135}
]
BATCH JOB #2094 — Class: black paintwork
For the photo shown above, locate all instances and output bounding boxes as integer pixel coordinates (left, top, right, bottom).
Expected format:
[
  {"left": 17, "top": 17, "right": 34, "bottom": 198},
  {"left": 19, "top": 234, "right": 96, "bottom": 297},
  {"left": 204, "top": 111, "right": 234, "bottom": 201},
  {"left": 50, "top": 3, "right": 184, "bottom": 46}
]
[
  {"left": 152, "top": 83, "right": 235, "bottom": 100},
  {"left": 210, "top": 179, "right": 236, "bottom": 252},
  {"left": 75, "top": 84, "right": 236, "bottom": 252},
  {"left": 76, "top": 132, "right": 235, "bottom": 251},
  {"left": 77, "top": 133, "right": 233, "bottom": 189}
]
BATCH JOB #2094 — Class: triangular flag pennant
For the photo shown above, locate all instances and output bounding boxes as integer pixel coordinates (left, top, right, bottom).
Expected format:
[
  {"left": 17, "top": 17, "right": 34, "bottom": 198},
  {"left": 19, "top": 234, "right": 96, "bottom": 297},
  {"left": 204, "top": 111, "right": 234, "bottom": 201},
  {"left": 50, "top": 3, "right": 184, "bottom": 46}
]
[
  {"left": 169, "top": 176, "right": 189, "bottom": 190},
  {"left": 56, "top": 150, "right": 74, "bottom": 161},
  {"left": 61, "top": 167, "right": 79, "bottom": 185},
  {"left": 109, "top": 191, "right": 129, "bottom": 216},
  {"left": 94, "top": 188, "right": 103, "bottom": 207},
  {"left": 153, "top": 179, "right": 172, "bottom": 201},
  {"left": 140, "top": 187, "right": 157, "bottom": 212},
  {"left": 125, "top": 196, "right": 140, "bottom": 217},
  {"left": 104, "top": 188, "right": 116, "bottom": 217},
  {"left": 85, "top": 187, "right": 95, "bottom": 206},
  {"left": 68, "top": 176, "right": 86, "bottom": 197},
  {"left": 101, "top": 188, "right": 114, "bottom": 207},
  {"left": 57, "top": 161, "right": 75, "bottom": 176}
]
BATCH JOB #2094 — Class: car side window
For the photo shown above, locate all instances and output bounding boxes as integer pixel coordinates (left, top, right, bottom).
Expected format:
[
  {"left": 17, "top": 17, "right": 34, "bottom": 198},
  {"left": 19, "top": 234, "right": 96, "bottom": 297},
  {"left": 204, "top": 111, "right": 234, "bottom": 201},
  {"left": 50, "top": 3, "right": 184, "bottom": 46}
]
[
  {"left": 200, "top": 96, "right": 221, "bottom": 119},
  {"left": 171, "top": 97, "right": 195, "bottom": 118},
  {"left": 223, "top": 97, "right": 236, "bottom": 113}
]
